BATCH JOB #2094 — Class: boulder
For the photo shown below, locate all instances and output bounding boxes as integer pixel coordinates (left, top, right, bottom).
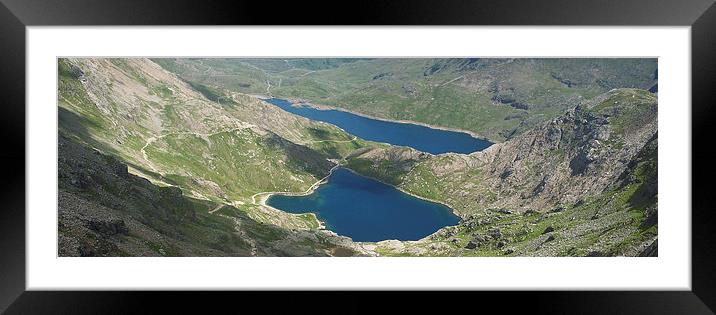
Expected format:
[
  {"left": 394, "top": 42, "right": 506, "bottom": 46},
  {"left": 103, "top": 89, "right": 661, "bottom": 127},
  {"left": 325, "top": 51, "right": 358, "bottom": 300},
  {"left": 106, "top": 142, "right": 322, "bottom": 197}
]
[
  {"left": 569, "top": 151, "right": 592, "bottom": 176},
  {"left": 86, "top": 219, "right": 129, "bottom": 237},
  {"left": 488, "top": 229, "right": 502, "bottom": 239},
  {"left": 471, "top": 234, "right": 487, "bottom": 243},
  {"left": 549, "top": 206, "right": 564, "bottom": 213}
]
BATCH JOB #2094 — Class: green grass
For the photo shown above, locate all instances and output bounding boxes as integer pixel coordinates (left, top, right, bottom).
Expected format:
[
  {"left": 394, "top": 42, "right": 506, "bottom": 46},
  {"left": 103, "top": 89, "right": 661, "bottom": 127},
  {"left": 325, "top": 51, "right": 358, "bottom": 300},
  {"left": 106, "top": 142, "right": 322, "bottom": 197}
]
[
  {"left": 589, "top": 89, "right": 657, "bottom": 136},
  {"left": 149, "top": 84, "right": 174, "bottom": 99},
  {"left": 344, "top": 158, "right": 409, "bottom": 186},
  {"left": 157, "top": 58, "right": 656, "bottom": 142},
  {"left": 400, "top": 163, "right": 448, "bottom": 202},
  {"left": 144, "top": 130, "right": 329, "bottom": 200}
]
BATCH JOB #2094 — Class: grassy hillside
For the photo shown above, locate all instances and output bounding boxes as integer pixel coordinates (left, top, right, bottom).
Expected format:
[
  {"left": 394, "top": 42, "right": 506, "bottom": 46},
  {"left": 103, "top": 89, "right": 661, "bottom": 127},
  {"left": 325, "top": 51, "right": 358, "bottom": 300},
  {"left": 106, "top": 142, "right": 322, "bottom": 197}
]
[
  {"left": 155, "top": 58, "right": 657, "bottom": 141},
  {"left": 58, "top": 134, "right": 372, "bottom": 256},
  {"left": 58, "top": 58, "right": 375, "bottom": 229}
]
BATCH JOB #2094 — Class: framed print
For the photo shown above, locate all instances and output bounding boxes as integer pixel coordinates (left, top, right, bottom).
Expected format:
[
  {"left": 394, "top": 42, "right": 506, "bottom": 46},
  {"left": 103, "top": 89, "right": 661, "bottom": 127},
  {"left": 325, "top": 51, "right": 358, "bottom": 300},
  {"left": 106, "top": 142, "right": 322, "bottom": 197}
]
[{"left": 1, "top": 0, "right": 715, "bottom": 313}]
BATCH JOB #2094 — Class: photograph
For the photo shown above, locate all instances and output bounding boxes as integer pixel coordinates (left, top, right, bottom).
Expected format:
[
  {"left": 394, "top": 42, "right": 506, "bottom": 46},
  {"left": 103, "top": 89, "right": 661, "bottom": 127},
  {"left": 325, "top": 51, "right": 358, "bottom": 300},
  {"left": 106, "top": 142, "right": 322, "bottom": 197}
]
[{"left": 57, "top": 57, "right": 659, "bottom": 257}]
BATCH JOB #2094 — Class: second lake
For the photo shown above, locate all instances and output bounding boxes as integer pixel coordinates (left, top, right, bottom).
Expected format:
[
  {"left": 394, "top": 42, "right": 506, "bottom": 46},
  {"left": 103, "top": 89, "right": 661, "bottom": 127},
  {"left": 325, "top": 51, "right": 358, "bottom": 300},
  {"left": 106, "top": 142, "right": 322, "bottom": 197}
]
[{"left": 264, "top": 98, "right": 493, "bottom": 155}]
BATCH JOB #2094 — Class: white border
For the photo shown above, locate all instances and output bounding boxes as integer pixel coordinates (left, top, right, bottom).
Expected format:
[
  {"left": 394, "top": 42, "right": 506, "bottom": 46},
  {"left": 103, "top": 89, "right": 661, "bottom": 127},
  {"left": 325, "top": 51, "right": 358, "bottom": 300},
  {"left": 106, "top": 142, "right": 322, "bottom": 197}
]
[{"left": 27, "top": 27, "right": 690, "bottom": 290}]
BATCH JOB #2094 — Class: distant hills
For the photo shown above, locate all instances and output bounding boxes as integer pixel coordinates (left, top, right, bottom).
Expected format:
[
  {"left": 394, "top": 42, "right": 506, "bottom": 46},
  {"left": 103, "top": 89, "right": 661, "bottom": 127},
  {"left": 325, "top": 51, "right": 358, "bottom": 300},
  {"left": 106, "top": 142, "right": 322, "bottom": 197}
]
[{"left": 155, "top": 58, "right": 657, "bottom": 141}]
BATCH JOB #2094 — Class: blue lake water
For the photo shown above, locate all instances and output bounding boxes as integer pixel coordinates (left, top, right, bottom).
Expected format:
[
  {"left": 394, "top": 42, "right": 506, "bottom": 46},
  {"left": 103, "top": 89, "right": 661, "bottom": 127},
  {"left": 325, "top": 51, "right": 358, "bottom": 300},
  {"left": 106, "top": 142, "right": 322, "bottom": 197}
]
[
  {"left": 267, "top": 168, "right": 461, "bottom": 242},
  {"left": 264, "top": 98, "right": 493, "bottom": 154}
]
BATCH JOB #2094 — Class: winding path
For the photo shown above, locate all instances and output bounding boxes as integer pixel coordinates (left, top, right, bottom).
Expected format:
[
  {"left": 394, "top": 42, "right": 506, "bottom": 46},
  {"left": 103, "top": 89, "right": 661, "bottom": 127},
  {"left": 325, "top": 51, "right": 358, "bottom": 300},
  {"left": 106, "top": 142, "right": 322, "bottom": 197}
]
[
  {"left": 440, "top": 75, "right": 465, "bottom": 87},
  {"left": 137, "top": 121, "right": 354, "bottom": 254},
  {"left": 250, "top": 162, "right": 341, "bottom": 205},
  {"left": 208, "top": 204, "right": 224, "bottom": 214},
  {"left": 139, "top": 124, "right": 353, "bottom": 204}
]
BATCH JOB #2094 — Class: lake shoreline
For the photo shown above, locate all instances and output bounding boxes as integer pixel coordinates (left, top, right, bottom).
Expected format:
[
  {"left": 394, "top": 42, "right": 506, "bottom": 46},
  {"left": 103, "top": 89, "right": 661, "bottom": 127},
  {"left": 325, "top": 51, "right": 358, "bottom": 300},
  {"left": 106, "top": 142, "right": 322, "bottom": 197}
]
[
  {"left": 260, "top": 165, "right": 463, "bottom": 242},
  {"left": 261, "top": 164, "right": 463, "bottom": 221},
  {"left": 302, "top": 101, "right": 490, "bottom": 142},
  {"left": 253, "top": 164, "right": 342, "bottom": 230}
]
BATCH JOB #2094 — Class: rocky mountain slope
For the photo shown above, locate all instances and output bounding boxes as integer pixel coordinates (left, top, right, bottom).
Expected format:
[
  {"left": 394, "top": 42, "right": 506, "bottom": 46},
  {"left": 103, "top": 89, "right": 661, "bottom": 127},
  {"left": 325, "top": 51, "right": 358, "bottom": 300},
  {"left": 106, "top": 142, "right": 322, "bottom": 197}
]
[
  {"left": 58, "top": 57, "right": 382, "bottom": 256},
  {"left": 59, "top": 58, "right": 374, "bottom": 229},
  {"left": 346, "top": 88, "right": 658, "bottom": 256},
  {"left": 58, "top": 134, "right": 373, "bottom": 256}
]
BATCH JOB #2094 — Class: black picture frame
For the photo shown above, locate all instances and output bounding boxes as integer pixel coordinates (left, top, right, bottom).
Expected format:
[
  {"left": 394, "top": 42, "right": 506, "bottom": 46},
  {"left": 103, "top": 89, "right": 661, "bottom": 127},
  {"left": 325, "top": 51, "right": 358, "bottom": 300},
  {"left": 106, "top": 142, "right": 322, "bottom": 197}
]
[{"left": 1, "top": 0, "right": 714, "bottom": 313}]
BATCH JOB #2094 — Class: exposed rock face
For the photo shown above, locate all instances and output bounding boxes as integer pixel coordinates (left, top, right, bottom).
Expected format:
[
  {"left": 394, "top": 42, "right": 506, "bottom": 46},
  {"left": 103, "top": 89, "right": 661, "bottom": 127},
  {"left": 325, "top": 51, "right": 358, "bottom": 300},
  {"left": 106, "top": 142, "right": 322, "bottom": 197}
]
[
  {"left": 639, "top": 239, "right": 658, "bottom": 257},
  {"left": 492, "top": 93, "right": 531, "bottom": 110},
  {"left": 59, "top": 134, "right": 198, "bottom": 225},
  {"left": 86, "top": 219, "right": 129, "bottom": 237},
  {"left": 372, "top": 72, "right": 394, "bottom": 80}
]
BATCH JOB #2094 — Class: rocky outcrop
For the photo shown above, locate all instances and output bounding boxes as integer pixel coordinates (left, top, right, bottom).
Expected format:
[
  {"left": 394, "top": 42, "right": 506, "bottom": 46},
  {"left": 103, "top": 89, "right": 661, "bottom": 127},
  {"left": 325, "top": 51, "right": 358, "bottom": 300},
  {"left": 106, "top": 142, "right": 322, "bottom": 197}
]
[
  {"left": 86, "top": 219, "right": 129, "bottom": 237},
  {"left": 59, "top": 134, "right": 197, "bottom": 225},
  {"left": 360, "top": 89, "right": 658, "bottom": 257},
  {"left": 460, "top": 89, "right": 656, "bottom": 214},
  {"left": 372, "top": 72, "right": 394, "bottom": 80},
  {"left": 639, "top": 239, "right": 658, "bottom": 257},
  {"left": 492, "top": 94, "right": 530, "bottom": 110}
]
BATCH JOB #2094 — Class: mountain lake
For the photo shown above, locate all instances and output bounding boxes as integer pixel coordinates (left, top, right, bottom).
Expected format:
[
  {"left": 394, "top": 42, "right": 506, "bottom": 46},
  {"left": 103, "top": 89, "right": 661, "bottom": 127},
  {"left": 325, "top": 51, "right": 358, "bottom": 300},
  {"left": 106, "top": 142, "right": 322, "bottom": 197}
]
[
  {"left": 264, "top": 98, "right": 493, "bottom": 155},
  {"left": 267, "top": 168, "right": 461, "bottom": 242}
]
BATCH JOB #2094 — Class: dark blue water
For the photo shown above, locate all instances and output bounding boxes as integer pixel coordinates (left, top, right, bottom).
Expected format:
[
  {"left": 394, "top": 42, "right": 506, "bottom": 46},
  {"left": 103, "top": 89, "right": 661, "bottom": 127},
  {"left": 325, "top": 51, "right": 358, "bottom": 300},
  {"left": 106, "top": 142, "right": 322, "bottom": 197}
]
[
  {"left": 264, "top": 98, "right": 492, "bottom": 154},
  {"left": 267, "top": 168, "right": 460, "bottom": 242}
]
